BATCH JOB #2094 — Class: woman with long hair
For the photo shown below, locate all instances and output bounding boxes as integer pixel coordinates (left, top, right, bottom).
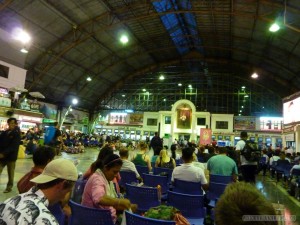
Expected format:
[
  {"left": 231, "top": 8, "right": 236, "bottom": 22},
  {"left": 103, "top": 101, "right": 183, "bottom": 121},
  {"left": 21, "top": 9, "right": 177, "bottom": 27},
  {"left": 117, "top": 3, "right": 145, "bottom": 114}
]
[{"left": 155, "top": 149, "right": 176, "bottom": 169}]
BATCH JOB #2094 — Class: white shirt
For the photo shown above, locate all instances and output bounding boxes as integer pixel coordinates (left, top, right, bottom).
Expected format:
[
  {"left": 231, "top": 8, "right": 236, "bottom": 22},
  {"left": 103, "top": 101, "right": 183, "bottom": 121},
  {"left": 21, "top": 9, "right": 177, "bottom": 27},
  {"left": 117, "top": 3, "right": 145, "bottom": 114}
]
[
  {"left": 121, "top": 159, "right": 140, "bottom": 178},
  {"left": 269, "top": 155, "right": 280, "bottom": 166},
  {"left": 0, "top": 187, "right": 58, "bottom": 225},
  {"left": 171, "top": 163, "right": 207, "bottom": 184},
  {"left": 235, "top": 139, "right": 257, "bottom": 165}
]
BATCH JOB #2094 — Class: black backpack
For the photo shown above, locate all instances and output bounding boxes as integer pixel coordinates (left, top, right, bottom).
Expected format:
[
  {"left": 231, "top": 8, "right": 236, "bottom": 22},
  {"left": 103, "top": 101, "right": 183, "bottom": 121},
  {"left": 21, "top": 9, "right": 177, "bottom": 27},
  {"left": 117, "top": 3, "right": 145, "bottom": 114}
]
[{"left": 241, "top": 140, "right": 261, "bottom": 162}]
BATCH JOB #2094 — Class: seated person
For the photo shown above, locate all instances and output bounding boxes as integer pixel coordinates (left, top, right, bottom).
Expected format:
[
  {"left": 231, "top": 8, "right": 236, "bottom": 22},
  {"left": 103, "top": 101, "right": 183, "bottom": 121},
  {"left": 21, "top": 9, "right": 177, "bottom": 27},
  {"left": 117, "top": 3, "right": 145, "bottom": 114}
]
[
  {"left": 17, "top": 146, "right": 56, "bottom": 193},
  {"left": 25, "top": 137, "right": 38, "bottom": 155},
  {"left": 151, "top": 146, "right": 163, "bottom": 167},
  {"left": 215, "top": 182, "right": 277, "bottom": 225},
  {"left": 119, "top": 148, "right": 142, "bottom": 182},
  {"left": 132, "top": 141, "right": 152, "bottom": 172},
  {"left": 171, "top": 147, "right": 208, "bottom": 191},
  {"left": 155, "top": 149, "right": 176, "bottom": 169},
  {"left": 82, "top": 154, "right": 137, "bottom": 224},
  {"left": 83, "top": 145, "right": 121, "bottom": 193},
  {"left": 207, "top": 147, "right": 238, "bottom": 182}
]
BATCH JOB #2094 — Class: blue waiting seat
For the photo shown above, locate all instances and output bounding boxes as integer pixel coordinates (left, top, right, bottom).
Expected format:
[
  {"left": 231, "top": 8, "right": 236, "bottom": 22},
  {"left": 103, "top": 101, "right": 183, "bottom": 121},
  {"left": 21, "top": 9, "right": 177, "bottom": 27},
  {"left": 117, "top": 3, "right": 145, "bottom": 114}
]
[
  {"left": 207, "top": 182, "right": 228, "bottom": 208},
  {"left": 209, "top": 174, "right": 232, "bottom": 184},
  {"left": 135, "top": 165, "right": 149, "bottom": 179},
  {"left": 143, "top": 173, "right": 169, "bottom": 195},
  {"left": 153, "top": 167, "right": 173, "bottom": 183},
  {"left": 125, "top": 210, "right": 176, "bottom": 225},
  {"left": 167, "top": 190, "right": 206, "bottom": 225},
  {"left": 125, "top": 183, "right": 160, "bottom": 212},
  {"left": 119, "top": 170, "right": 139, "bottom": 188},
  {"left": 48, "top": 203, "right": 65, "bottom": 225},
  {"left": 173, "top": 179, "right": 203, "bottom": 194},
  {"left": 71, "top": 177, "right": 88, "bottom": 203},
  {"left": 69, "top": 200, "right": 114, "bottom": 225}
]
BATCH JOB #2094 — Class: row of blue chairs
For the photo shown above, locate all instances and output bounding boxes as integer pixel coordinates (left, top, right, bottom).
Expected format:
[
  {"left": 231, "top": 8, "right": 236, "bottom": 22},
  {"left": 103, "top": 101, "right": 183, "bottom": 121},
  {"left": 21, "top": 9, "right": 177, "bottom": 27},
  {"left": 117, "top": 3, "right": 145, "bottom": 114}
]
[{"left": 69, "top": 200, "right": 177, "bottom": 225}]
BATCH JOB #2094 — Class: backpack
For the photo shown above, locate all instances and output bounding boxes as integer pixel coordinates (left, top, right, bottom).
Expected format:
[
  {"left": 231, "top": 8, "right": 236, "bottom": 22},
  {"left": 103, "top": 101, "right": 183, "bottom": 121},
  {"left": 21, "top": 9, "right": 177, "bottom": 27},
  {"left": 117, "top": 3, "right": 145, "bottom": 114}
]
[
  {"left": 241, "top": 140, "right": 261, "bottom": 162},
  {"left": 44, "top": 126, "right": 56, "bottom": 145}
]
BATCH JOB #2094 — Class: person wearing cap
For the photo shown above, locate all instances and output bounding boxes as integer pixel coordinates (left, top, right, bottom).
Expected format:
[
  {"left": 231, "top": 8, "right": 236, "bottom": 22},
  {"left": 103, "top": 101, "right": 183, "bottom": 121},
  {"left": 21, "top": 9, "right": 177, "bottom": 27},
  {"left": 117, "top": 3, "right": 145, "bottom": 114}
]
[
  {"left": 0, "top": 158, "right": 78, "bottom": 225},
  {"left": 82, "top": 154, "right": 137, "bottom": 224}
]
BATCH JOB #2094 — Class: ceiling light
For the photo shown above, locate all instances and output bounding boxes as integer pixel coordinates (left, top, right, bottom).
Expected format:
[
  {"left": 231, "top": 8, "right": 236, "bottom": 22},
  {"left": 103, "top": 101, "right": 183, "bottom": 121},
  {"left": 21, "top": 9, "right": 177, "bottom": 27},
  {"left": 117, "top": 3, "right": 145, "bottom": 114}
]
[
  {"left": 178, "top": 83, "right": 182, "bottom": 86},
  {"left": 13, "top": 28, "right": 31, "bottom": 44},
  {"left": 163, "top": 98, "right": 166, "bottom": 102},
  {"left": 188, "top": 84, "right": 192, "bottom": 88},
  {"left": 241, "top": 86, "right": 245, "bottom": 89},
  {"left": 159, "top": 75, "right": 165, "bottom": 80},
  {"left": 269, "top": 23, "right": 280, "bottom": 32},
  {"left": 238, "top": 114, "right": 241, "bottom": 116},
  {"left": 72, "top": 98, "right": 78, "bottom": 105},
  {"left": 142, "top": 89, "right": 146, "bottom": 92},
  {"left": 86, "top": 76, "right": 92, "bottom": 81},
  {"left": 240, "top": 110, "right": 242, "bottom": 112},
  {"left": 122, "top": 94, "right": 125, "bottom": 97},
  {"left": 244, "top": 95, "right": 249, "bottom": 98},
  {"left": 241, "top": 106, "right": 244, "bottom": 108},
  {"left": 20, "top": 47, "right": 28, "bottom": 53},
  {"left": 251, "top": 73, "right": 258, "bottom": 79},
  {"left": 120, "top": 35, "right": 129, "bottom": 44}
]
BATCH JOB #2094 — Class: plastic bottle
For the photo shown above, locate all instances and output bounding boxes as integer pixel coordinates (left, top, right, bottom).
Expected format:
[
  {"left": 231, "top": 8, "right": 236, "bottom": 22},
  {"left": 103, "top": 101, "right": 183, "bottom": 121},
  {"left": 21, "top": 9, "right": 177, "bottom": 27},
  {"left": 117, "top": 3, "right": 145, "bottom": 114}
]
[{"left": 157, "top": 185, "right": 162, "bottom": 202}]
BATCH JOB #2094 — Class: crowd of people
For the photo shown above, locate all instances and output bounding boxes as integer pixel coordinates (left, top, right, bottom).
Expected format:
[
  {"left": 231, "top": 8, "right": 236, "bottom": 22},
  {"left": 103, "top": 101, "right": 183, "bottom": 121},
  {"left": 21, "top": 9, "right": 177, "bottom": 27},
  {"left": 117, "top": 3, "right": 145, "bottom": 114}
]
[{"left": 0, "top": 117, "right": 298, "bottom": 224}]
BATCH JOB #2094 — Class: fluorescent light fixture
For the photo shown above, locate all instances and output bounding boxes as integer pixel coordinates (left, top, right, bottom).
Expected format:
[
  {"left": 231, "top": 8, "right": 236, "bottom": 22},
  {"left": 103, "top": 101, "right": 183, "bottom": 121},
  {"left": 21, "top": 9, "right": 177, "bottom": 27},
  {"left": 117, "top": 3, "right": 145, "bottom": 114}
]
[
  {"left": 72, "top": 98, "right": 78, "bottom": 105},
  {"left": 142, "top": 89, "right": 146, "bottom": 92},
  {"left": 159, "top": 75, "right": 165, "bottom": 80},
  {"left": 238, "top": 114, "right": 241, "bottom": 116},
  {"left": 244, "top": 95, "right": 249, "bottom": 98},
  {"left": 122, "top": 94, "right": 125, "bottom": 97},
  {"left": 241, "top": 86, "right": 245, "bottom": 89},
  {"left": 269, "top": 23, "right": 280, "bottom": 32},
  {"left": 251, "top": 73, "right": 258, "bottom": 79},
  {"left": 188, "top": 84, "right": 192, "bottom": 88},
  {"left": 111, "top": 112, "right": 128, "bottom": 116},
  {"left": 178, "top": 83, "right": 182, "bottom": 86},
  {"left": 241, "top": 106, "right": 244, "bottom": 108},
  {"left": 125, "top": 109, "right": 133, "bottom": 113},
  {"left": 20, "top": 47, "right": 28, "bottom": 53},
  {"left": 13, "top": 28, "right": 31, "bottom": 44},
  {"left": 163, "top": 98, "right": 166, "bottom": 102},
  {"left": 120, "top": 35, "right": 129, "bottom": 44},
  {"left": 86, "top": 76, "right": 92, "bottom": 81}
]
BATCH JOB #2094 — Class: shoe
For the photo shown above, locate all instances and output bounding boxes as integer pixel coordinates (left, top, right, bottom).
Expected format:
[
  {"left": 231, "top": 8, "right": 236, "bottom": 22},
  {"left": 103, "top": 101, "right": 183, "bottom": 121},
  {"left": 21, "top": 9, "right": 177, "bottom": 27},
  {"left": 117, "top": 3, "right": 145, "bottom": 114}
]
[{"left": 3, "top": 188, "right": 12, "bottom": 193}]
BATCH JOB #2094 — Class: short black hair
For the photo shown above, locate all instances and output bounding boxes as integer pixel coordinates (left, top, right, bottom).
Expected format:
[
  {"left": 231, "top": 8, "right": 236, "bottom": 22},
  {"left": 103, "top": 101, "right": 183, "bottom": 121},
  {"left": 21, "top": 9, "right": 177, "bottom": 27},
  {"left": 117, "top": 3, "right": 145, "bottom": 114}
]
[
  {"left": 181, "top": 147, "right": 194, "bottom": 161},
  {"left": 240, "top": 131, "right": 248, "bottom": 138},
  {"left": 33, "top": 146, "right": 55, "bottom": 167},
  {"left": 7, "top": 118, "right": 17, "bottom": 123}
]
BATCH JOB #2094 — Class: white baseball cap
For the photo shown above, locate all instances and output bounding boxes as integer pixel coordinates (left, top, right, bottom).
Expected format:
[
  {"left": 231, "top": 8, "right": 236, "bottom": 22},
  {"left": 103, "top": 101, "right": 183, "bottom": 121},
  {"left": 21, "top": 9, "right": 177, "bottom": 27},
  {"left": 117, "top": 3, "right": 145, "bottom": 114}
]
[{"left": 31, "top": 158, "right": 78, "bottom": 184}]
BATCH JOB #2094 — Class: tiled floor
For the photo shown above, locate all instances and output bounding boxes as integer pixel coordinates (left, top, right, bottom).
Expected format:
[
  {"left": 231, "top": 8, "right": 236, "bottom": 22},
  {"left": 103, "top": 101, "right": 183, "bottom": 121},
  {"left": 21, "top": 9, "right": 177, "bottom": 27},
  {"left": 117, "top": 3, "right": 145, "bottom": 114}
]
[{"left": 0, "top": 147, "right": 299, "bottom": 224}]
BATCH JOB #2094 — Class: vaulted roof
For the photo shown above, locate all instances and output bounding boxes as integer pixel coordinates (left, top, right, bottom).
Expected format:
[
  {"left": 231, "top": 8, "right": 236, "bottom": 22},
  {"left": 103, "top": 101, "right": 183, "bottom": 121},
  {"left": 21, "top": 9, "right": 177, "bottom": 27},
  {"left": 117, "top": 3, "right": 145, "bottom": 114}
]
[{"left": 1, "top": 0, "right": 299, "bottom": 116}]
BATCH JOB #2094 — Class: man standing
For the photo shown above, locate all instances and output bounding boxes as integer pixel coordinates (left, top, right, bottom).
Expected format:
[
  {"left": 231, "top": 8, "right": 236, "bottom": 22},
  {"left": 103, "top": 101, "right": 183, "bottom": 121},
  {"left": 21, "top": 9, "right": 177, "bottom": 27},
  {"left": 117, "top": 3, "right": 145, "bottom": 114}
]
[
  {"left": 235, "top": 131, "right": 257, "bottom": 183},
  {"left": 0, "top": 158, "right": 78, "bottom": 224},
  {"left": 0, "top": 117, "right": 21, "bottom": 193},
  {"left": 50, "top": 122, "right": 64, "bottom": 155},
  {"left": 150, "top": 132, "right": 163, "bottom": 156}
]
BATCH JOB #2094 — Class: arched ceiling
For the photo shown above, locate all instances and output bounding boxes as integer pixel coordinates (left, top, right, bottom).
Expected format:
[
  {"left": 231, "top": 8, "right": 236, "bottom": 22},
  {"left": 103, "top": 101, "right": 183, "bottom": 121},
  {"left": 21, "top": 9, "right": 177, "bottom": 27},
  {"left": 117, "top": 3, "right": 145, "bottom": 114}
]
[{"left": 0, "top": 0, "right": 299, "bottom": 116}]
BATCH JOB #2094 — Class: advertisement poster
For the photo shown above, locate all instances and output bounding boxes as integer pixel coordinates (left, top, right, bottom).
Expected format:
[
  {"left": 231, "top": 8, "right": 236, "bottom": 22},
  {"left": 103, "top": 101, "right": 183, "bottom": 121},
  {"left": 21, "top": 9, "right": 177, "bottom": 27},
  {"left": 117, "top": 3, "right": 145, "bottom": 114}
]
[
  {"left": 234, "top": 116, "right": 256, "bottom": 130},
  {"left": 129, "top": 113, "right": 144, "bottom": 125},
  {"left": 177, "top": 108, "right": 191, "bottom": 129},
  {"left": 199, "top": 128, "right": 212, "bottom": 145}
]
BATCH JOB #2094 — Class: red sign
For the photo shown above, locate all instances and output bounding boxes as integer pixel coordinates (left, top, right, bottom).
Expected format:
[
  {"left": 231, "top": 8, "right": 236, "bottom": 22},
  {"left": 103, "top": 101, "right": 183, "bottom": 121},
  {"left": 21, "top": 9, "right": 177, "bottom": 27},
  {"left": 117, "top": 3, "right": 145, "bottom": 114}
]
[{"left": 199, "top": 128, "right": 212, "bottom": 145}]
